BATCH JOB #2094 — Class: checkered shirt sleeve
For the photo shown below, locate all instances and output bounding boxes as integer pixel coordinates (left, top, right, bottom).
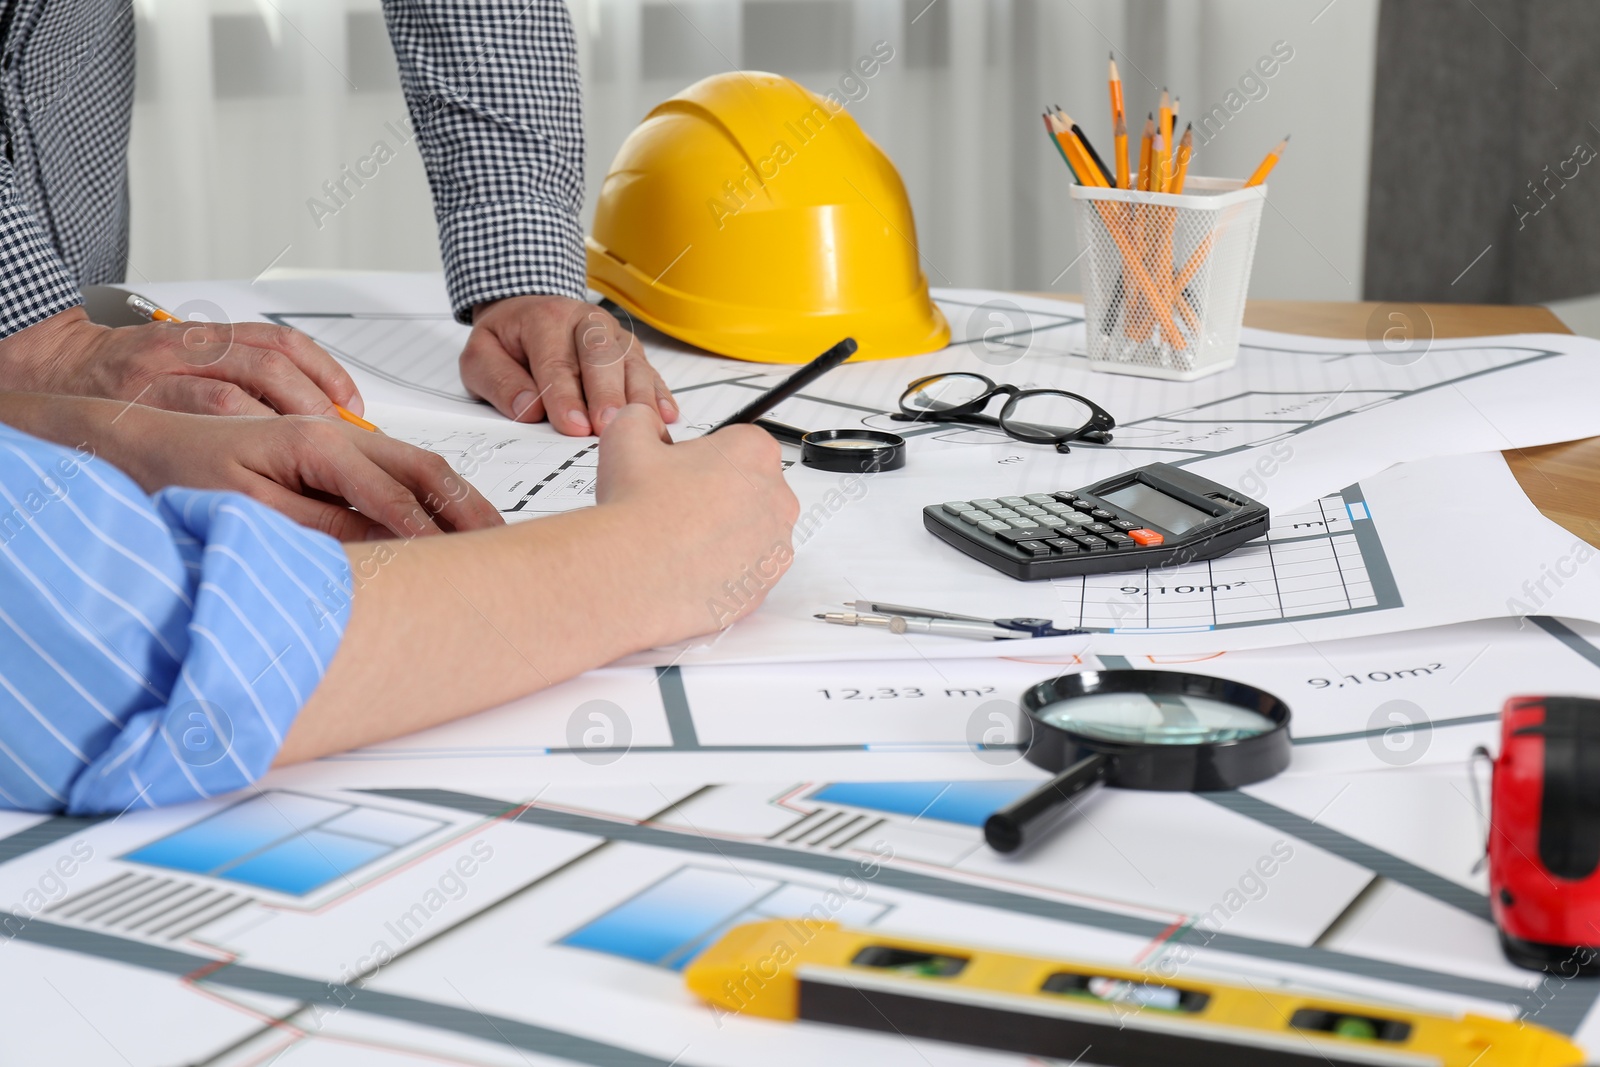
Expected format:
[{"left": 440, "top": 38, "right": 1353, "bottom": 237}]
[
  {"left": 381, "top": 0, "right": 588, "bottom": 323},
  {"left": 0, "top": 151, "right": 79, "bottom": 338}
]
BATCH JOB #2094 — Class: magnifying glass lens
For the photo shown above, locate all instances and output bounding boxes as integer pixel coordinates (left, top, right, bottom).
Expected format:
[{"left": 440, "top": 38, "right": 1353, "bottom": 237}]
[
  {"left": 815, "top": 437, "right": 890, "bottom": 449},
  {"left": 1035, "top": 692, "right": 1277, "bottom": 746}
]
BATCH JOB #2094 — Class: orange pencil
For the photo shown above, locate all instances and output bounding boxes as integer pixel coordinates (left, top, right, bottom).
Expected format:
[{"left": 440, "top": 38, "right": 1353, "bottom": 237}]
[
  {"left": 1043, "top": 111, "right": 1078, "bottom": 177},
  {"left": 1157, "top": 88, "right": 1173, "bottom": 152},
  {"left": 1172, "top": 231, "right": 1215, "bottom": 296},
  {"left": 1170, "top": 123, "right": 1194, "bottom": 193},
  {"left": 1055, "top": 109, "right": 1111, "bottom": 188},
  {"left": 1055, "top": 113, "right": 1181, "bottom": 344},
  {"left": 1108, "top": 54, "right": 1129, "bottom": 189},
  {"left": 1153, "top": 130, "right": 1169, "bottom": 194},
  {"left": 1136, "top": 114, "right": 1154, "bottom": 192},
  {"left": 1244, "top": 135, "right": 1290, "bottom": 187},
  {"left": 1048, "top": 111, "right": 1104, "bottom": 187}
]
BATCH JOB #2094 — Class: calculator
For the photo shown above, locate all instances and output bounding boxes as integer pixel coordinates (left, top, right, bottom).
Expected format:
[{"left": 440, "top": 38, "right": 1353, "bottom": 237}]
[{"left": 923, "top": 463, "right": 1269, "bottom": 581}]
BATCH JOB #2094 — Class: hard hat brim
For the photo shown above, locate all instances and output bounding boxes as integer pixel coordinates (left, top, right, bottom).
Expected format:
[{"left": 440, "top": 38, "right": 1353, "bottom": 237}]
[{"left": 587, "top": 237, "right": 950, "bottom": 364}]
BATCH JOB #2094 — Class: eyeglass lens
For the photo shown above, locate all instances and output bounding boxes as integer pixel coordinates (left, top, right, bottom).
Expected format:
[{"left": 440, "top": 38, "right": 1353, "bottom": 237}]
[
  {"left": 1002, "top": 391, "right": 1096, "bottom": 441},
  {"left": 901, "top": 373, "right": 992, "bottom": 412}
]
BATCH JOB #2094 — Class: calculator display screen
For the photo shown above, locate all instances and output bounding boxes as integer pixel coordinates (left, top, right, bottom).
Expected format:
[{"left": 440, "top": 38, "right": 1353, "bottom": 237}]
[{"left": 1100, "top": 482, "right": 1213, "bottom": 534}]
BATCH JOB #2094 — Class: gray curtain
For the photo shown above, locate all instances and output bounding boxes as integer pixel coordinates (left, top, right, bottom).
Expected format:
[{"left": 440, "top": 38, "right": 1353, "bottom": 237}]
[{"left": 1364, "top": 0, "right": 1600, "bottom": 304}]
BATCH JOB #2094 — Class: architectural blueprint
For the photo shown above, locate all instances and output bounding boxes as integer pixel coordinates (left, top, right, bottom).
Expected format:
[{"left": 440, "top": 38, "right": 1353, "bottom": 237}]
[
  {"left": 16, "top": 274, "right": 1598, "bottom": 1064},
  {"left": 626, "top": 450, "right": 1600, "bottom": 664},
  {"left": 136, "top": 274, "right": 1600, "bottom": 518},
  {"left": 4, "top": 769, "right": 1596, "bottom": 1066},
  {"left": 257, "top": 614, "right": 1600, "bottom": 791},
  {"left": 152, "top": 278, "right": 1598, "bottom": 663},
  {"left": 362, "top": 407, "right": 601, "bottom": 516}
]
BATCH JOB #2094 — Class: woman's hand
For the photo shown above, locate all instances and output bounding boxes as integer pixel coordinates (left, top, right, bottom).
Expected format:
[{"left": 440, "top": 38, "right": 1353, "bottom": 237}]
[
  {"left": 0, "top": 394, "right": 502, "bottom": 540},
  {"left": 282, "top": 402, "right": 799, "bottom": 763},
  {"left": 597, "top": 404, "right": 799, "bottom": 637}
]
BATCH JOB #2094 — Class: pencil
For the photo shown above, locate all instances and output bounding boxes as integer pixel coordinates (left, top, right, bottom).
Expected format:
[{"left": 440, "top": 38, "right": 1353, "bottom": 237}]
[
  {"left": 332, "top": 404, "right": 379, "bottom": 432},
  {"left": 1137, "top": 114, "right": 1154, "bottom": 192},
  {"left": 1171, "top": 96, "right": 1181, "bottom": 164},
  {"left": 708, "top": 338, "right": 856, "bottom": 432},
  {"left": 1157, "top": 88, "right": 1172, "bottom": 152},
  {"left": 1170, "top": 123, "right": 1194, "bottom": 194},
  {"left": 1153, "top": 129, "right": 1169, "bottom": 194},
  {"left": 1051, "top": 110, "right": 1108, "bottom": 188},
  {"left": 1108, "top": 54, "right": 1129, "bottom": 189},
  {"left": 1057, "top": 107, "right": 1114, "bottom": 187},
  {"left": 1045, "top": 111, "right": 1090, "bottom": 185},
  {"left": 1043, "top": 112, "right": 1077, "bottom": 178},
  {"left": 126, "top": 294, "right": 182, "bottom": 323},
  {"left": 1244, "top": 135, "right": 1290, "bottom": 187},
  {"left": 124, "top": 293, "right": 378, "bottom": 432}
]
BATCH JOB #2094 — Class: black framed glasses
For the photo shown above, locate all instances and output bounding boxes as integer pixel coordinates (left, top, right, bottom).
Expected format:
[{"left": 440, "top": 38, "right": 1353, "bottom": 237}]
[{"left": 891, "top": 373, "right": 1115, "bottom": 453}]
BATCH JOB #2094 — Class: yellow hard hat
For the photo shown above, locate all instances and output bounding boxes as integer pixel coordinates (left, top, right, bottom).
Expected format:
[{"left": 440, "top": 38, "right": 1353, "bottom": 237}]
[{"left": 586, "top": 72, "right": 949, "bottom": 364}]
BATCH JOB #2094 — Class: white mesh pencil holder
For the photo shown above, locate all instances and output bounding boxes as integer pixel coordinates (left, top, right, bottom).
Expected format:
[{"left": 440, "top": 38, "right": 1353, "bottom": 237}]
[{"left": 1070, "top": 177, "right": 1265, "bottom": 380}]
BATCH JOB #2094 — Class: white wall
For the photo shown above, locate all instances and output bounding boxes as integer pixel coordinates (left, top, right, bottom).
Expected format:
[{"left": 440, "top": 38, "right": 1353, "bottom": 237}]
[{"left": 126, "top": 0, "right": 1379, "bottom": 301}]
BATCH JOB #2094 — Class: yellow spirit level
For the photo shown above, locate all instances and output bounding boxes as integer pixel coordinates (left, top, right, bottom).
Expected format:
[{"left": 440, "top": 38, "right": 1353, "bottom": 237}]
[{"left": 684, "top": 920, "right": 1583, "bottom": 1067}]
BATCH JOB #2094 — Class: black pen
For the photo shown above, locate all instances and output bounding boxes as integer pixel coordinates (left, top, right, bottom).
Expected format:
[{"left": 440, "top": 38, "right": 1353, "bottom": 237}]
[{"left": 706, "top": 338, "right": 857, "bottom": 433}]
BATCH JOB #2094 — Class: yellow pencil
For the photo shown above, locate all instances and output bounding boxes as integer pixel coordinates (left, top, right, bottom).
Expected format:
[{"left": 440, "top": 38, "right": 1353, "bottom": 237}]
[
  {"left": 124, "top": 294, "right": 378, "bottom": 432},
  {"left": 1136, "top": 113, "right": 1154, "bottom": 192},
  {"left": 1108, "top": 54, "right": 1129, "bottom": 189},
  {"left": 1157, "top": 87, "right": 1173, "bottom": 151},
  {"left": 1171, "top": 123, "right": 1194, "bottom": 194},
  {"left": 1051, "top": 110, "right": 1109, "bottom": 188},
  {"left": 1244, "top": 135, "right": 1290, "bottom": 187}
]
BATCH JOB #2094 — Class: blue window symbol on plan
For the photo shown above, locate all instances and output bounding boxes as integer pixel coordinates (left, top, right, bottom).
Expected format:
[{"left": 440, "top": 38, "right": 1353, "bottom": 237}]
[
  {"left": 124, "top": 793, "right": 445, "bottom": 896},
  {"left": 808, "top": 781, "right": 1036, "bottom": 826},
  {"left": 560, "top": 865, "right": 890, "bottom": 971}
]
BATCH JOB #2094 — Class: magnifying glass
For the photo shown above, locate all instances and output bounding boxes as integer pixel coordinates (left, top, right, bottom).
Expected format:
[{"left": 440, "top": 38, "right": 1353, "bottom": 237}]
[
  {"left": 757, "top": 418, "right": 906, "bottom": 472},
  {"left": 985, "top": 670, "right": 1292, "bottom": 854}
]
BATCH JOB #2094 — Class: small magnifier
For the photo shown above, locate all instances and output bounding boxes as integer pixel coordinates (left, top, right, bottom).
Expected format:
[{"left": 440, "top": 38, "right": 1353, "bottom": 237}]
[
  {"left": 985, "top": 670, "right": 1292, "bottom": 854},
  {"left": 756, "top": 417, "right": 906, "bottom": 473}
]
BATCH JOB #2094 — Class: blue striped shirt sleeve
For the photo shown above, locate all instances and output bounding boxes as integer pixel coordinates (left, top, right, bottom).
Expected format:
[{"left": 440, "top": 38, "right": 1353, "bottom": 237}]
[{"left": 0, "top": 424, "right": 352, "bottom": 814}]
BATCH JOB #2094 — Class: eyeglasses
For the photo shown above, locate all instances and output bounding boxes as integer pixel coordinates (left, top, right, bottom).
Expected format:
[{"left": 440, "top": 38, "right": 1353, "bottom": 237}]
[{"left": 891, "top": 373, "right": 1115, "bottom": 453}]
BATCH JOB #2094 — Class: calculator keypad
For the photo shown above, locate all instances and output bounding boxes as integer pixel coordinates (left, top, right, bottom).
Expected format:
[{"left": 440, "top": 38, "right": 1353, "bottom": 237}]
[
  {"left": 930, "top": 492, "right": 1171, "bottom": 563},
  {"left": 922, "top": 466, "right": 1267, "bottom": 581}
]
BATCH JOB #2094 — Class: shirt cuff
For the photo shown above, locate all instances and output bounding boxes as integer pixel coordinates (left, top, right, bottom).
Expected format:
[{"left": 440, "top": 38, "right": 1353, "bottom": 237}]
[
  {"left": 439, "top": 198, "right": 588, "bottom": 323},
  {"left": 0, "top": 185, "right": 82, "bottom": 339},
  {"left": 66, "top": 489, "right": 353, "bottom": 814}
]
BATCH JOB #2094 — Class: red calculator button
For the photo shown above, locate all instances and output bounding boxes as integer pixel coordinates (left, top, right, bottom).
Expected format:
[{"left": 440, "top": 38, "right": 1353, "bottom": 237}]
[{"left": 1128, "top": 528, "right": 1164, "bottom": 546}]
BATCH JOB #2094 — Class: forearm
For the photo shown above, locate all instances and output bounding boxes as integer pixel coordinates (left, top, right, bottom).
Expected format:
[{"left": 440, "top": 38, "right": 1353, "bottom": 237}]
[
  {"left": 0, "top": 391, "right": 187, "bottom": 493},
  {"left": 0, "top": 391, "right": 123, "bottom": 463},
  {"left": 278, "top": 505, "right": 681, "bottom": 762}
]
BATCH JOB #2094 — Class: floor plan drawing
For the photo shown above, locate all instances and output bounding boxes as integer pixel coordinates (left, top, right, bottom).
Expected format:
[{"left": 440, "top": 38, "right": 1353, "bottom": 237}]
[
  {"left": 1054, "top": 482, "right": 1394, "bottom": 631},
  {"left": 5, "top": 774, "right": 1594, "bottom": 1067},
  {"left": 248, "top": 616, "right": 1600, "bottom": 794}
]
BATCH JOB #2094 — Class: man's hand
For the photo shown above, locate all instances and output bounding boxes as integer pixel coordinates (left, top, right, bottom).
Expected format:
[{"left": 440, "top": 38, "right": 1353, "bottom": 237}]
[
  {"left": 461, "top": 295, "right": 677, "bottom": 435},
  {"left": 0, "top": 306, "right": 364, "bottom": 418}
]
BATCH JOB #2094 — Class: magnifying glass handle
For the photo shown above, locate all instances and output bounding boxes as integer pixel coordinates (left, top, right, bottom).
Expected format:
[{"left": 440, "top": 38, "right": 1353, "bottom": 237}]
[{"left": 984, "top": 753, "right": 1111, "bottom": 854}]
